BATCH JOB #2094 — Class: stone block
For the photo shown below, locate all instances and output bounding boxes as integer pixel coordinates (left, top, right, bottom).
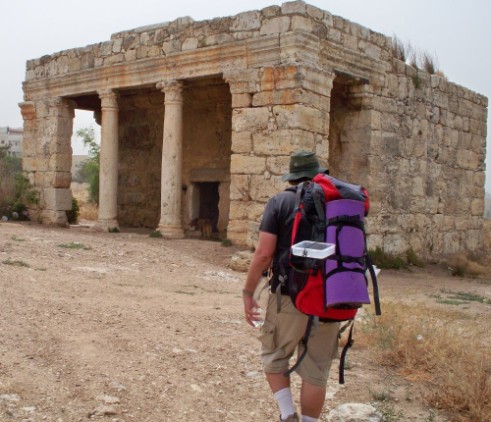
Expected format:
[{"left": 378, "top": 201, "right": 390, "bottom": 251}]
[
  {"left": 260, "top": 17, "right": 291, "bottom": 35},
  {"left": 231, "top": 11, "right": 261, "bottom": 31},
  {"left": 291, "top": 16, "right": 314, "bottom": 32},
  {"left": 253, "top": 129, "right": 315, "bottom": 155},
  {"left": 471, "top": 198, "right": 484, "bottom": 216},
  {"left": 231, "top": 107, "right": 270, "bottom": 132},
  {"left": 273, "top": 104, "right": 327, "bottom": 133},
  {"left": 229, "top": 200, "right": 249, "bottom": 220},
  {"left": 23, "top": 156, "right": 49, "bottom": 172},
  {"left": 282, "top": 1, "right": 307, "bottom": 15},
  {"left": 162, "top": 39, "right": 182, "bottom": 54},
  {"left": 227, "top": 220, "right": 249, "bottom": 245},
  {"left": 68, "top": 57, "right": 81, "bottom": 73},
  {"left": 43, "top": 188, "right": 72, "bottom": 211},
  {"left": 124, "top": 50, "right": 137, "bottom": 62},
  {"left": 249, "top": 174, "right": 283, "bottom": 201},
  {"left": 231, "top": 131, "right": 253, "bottom": 153},
  {"left": 99, "top": 41, "right": 113, "bottom": 57},
  {"left": 182, "top": 38, "right": 198, "bottom": 50},
  {"left": 112, "top": 38, "right": 123, "bottom": 53},
  {"left": 255, "top": 89, "right": 327, "bottom": 110},
  {"left": 45, "top": 172, "right": 72, "bottom": 188},
  {"left": 38, "top": 209, "right": 68, "bottom": 226},
  {"left": 306, "top": 4, "right": 324, "bottom": 20},
  {"left": 231, "top": 154, "right": 266, "bottom": 175},
  {"left": 136, "top": 46, "right": 149, "bottom": 59},
  {"left": 231, "top": 93, "right": 252, "bottom": 108},
  {"left": 230, "top": 174, "right": 251, "bottom": 200},
  {"left": 48, "top": 154, "right": 72, "bottom": 172}
]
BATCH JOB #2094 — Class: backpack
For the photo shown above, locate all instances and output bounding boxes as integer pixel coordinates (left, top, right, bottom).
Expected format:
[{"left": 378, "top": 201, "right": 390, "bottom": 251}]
[{"left": 277, "top": 173, "right": 381, "bottom": 383}]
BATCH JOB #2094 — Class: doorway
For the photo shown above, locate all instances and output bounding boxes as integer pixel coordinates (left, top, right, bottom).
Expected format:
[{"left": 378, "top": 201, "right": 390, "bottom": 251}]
[{"left": 195, "top": 182, "right": 219, "bottom": 232}]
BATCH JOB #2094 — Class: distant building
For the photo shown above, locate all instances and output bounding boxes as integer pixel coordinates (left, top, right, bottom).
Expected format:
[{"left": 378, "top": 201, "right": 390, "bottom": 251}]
[{"left": 0, "top": 127, "right": 23, "bottom": 157}]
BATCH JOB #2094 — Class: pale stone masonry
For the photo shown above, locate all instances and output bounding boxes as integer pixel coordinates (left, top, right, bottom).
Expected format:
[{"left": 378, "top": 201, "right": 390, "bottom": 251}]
[{"left": 20, "top": 1, "right": 488, "bottom": 257}]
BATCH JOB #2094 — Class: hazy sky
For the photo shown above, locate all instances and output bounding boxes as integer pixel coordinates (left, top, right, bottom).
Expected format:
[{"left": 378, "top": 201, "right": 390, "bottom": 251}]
[{"left": 2, "top": 0, "right": 490, "bottom": 189}]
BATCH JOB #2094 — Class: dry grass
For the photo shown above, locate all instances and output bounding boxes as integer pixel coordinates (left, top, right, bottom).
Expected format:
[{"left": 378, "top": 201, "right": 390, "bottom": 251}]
[
  {"left": 447, "top": 253, "right": 489, "bottom": 278},
  {"left": 78, "top": 202, "right": 98, "bottom": 220},
  {"left": 360, "top": 303, "right": 490, "bottom": 421},
  {"left": 71, "top": 182, "right": 98, "bottom": 221}
]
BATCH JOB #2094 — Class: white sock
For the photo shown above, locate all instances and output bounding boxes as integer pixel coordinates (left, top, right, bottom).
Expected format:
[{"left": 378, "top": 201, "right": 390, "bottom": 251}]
[
  {"left": 301, "top": 416, "right": 318, "bottom": 422},
  {"left": 273, "top": 387, "right": 296, "bottom": 420}
]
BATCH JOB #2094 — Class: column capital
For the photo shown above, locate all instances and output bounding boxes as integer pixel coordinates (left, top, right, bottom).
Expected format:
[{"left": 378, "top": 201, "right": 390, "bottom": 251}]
[
  {"left": 19, "top": 101, "right": 36, "bottom": 120},
  {"left": 157, "top": 79, "right": 183, "bottom": 103},
  {"left": 98, "top": 89, "right": 119, "bottom": 109}
]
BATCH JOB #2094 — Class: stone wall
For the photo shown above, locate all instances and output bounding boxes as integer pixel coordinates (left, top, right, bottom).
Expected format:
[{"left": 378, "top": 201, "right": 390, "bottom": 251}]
[
  {"left": 118, "top": 91, "right": 164, "bottom": 228},
  {"left": 366, "top": 68, "right": 488, "bottom": 255},
  {"left": 21, "top": 1, "right": 488, "bottom": 257}
]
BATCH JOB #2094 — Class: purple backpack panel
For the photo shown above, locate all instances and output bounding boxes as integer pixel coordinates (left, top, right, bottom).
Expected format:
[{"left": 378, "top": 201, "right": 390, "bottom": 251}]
[{"left": 325, "top": 199, "right": 370, "bottom": 308}]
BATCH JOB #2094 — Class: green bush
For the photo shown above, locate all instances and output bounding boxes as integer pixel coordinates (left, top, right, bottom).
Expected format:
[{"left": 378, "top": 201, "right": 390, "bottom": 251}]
[
  {"left": 66, "top": 197, "right": 80, "bottom": 225},
  {"left": 369, "top": 247, "right": 407, "bottom": 270},
  {"left": 0, "top": 147, "right": 38, "bottom": 220}
]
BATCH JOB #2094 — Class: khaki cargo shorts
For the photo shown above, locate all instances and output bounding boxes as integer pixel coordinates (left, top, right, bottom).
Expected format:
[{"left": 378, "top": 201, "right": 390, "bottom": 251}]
[{"left": 259, "top": 294, "right": 339, "bottom": 387}]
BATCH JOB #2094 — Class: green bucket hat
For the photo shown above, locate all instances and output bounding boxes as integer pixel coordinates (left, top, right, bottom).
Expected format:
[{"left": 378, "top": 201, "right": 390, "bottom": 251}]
[{"left": 281, "top": 151, "right": 327, "bottom": 182}]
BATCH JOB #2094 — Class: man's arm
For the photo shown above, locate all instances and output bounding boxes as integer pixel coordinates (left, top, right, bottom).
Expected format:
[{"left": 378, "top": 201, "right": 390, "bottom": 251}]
[{"left": 242, "top": 231, "right": 277, "bottom": 327}]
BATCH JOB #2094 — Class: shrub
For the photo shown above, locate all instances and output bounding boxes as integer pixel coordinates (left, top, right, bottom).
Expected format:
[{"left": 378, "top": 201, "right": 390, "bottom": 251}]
[
  {"left": 0, "top": 147, "right": 38, "bottom": 220},
  {"left": 66, "top": 197, "right": 80, "bottom": 225},
  {"left": 369, "top": 247, "right": 407, "bottom": 270},
  {"left": 406, "top": 248, "right": 425, "bottom": 267}
]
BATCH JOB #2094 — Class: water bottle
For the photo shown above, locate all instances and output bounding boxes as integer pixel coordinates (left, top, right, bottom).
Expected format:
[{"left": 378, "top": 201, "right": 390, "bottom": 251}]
[{"left": 252, "top": 277, "right": 269, "bottom": 328}]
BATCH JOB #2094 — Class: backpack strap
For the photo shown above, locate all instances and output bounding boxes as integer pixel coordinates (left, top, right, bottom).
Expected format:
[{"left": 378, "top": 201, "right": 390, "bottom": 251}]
[
  {"left": 276, "top": 183, "right": 307, "bottom": 313},
  {"left": 366, "top": 255, "right": 382, "bottom": 316},
  {"left": 339, "top": 320, "right": 355, "bottom": 384},
  {"left": 283, "top": 315, "right": 317, "bottom": 377}
]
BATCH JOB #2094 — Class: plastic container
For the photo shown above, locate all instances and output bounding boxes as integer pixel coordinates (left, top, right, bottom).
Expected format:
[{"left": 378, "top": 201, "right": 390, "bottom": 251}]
[
  {"left": 252, "top": 277, "right": 269, "bottom": 328},
  {"left": 291, "top": 241, "right": 335, "bottom": 260},
  {"left": 365, "top": 265, "right": 381, "bottom": 278}
]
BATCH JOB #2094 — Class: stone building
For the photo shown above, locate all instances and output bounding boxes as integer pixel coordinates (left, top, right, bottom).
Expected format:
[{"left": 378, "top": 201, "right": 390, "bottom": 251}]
[{"left": 20, "top": 1, "right": 487, "bottom": 257}]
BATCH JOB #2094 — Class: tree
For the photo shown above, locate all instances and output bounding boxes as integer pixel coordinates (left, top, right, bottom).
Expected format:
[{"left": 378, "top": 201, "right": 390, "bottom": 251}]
[
  {"left": 75, "top": 127, "right": 100, "bottom": 205},
  {"left": 0, "top": 146, "right": 38, "bottom": 219}
]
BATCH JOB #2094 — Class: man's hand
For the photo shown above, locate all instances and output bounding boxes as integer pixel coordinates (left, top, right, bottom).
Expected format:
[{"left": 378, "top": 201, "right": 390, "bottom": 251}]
[
  {"left": 242, "top": 291, "right": 261, "bottom": 327},
  {"left": 242, "top": 231, "right": 276, "bottom": 327}
]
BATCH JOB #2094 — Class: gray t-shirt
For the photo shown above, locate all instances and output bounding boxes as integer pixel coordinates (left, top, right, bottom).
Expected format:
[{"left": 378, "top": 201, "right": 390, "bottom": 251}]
[{"left": 259, "top": 187, "right": 297, "bottom": 279}]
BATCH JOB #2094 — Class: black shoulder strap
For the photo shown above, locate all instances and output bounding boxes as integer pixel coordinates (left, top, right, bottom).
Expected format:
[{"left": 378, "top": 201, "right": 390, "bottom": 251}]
[
  {"left": 283, "top": 316, "right": 316, "bottom": 377},
  {"left": 339, "top": 320, "right": 354, "bottom": 384},
  {"left": 366, "top": 255, "right": 382, "bottom": 316}
]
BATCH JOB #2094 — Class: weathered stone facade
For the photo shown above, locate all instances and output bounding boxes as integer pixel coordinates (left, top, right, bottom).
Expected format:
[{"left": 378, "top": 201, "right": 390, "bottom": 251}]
[{"left": 20, "top": 1, "right": 488, "bottom": 257}]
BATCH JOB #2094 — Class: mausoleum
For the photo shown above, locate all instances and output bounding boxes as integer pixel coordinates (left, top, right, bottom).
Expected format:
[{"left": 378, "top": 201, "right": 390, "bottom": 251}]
[{"left": 20, "top": 1, "right": 488, "bottom": 256}]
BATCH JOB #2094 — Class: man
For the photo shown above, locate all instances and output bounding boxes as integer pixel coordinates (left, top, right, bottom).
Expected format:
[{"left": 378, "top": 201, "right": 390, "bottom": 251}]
[{"left": 242, "top": 151, "right": 340, "bottom": 422}]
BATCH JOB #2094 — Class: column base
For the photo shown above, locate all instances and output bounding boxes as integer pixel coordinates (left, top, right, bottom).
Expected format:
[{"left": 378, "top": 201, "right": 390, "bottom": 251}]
[
  {"left": 157, "top": 224, "right": 185, "bottom": 239},
  {"left": 94, "top": 219, "right": 119, "bottom": 232}
]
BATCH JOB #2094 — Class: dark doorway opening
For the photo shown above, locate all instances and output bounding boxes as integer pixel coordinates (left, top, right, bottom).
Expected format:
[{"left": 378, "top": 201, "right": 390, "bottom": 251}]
[{"left": 197, "top": 182, "right": 219, "bottom": 232}]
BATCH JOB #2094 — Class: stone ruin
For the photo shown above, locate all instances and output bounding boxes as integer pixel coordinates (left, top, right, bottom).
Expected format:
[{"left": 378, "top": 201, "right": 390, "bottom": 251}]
[{"left": 20, "top": 1, "right": 488, "bottom": 257}]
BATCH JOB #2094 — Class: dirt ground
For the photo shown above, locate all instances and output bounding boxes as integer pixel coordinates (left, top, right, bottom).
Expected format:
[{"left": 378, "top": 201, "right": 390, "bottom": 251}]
[{"left": 0, "top": 221, "right": 490, "bottom": 422}]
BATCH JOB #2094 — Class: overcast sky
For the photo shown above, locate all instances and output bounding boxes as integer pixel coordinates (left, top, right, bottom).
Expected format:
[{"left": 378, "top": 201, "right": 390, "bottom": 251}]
[{"left": 2, "top": 0, "right": 490, "bottom": 190}]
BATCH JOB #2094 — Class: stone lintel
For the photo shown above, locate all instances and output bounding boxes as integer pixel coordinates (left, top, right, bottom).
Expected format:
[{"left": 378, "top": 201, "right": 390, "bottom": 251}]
[{"left": 189, "top": 168, "right": 230, "bottom": 183}]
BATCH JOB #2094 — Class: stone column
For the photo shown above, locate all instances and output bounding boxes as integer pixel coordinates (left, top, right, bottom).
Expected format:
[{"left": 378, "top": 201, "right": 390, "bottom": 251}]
[
  {"left": 97, "top": 89, "right": 119, "bottom": 230},
  {"left": 19, "top": 98, "right": 74, "bottom": 225},
  {"left": 157, "top": 79, "right": 185, "bottom": 238}
]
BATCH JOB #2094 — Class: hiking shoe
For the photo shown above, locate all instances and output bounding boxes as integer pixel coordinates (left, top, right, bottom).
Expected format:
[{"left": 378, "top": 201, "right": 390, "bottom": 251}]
[{"left": 281, "top": 413, "right": 299, "bottom": 422}]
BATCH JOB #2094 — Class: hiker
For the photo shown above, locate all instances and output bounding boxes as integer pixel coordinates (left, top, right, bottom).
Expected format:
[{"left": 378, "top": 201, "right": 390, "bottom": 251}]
[{"left": 242, "top": 151, "right": 340, "bottom": 422}]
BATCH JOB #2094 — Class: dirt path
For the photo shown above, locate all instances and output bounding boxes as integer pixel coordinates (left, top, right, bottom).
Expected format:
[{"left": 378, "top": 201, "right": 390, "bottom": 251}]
[{"left": 1, "top": 222, "right": 490, "bottom": 421}]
